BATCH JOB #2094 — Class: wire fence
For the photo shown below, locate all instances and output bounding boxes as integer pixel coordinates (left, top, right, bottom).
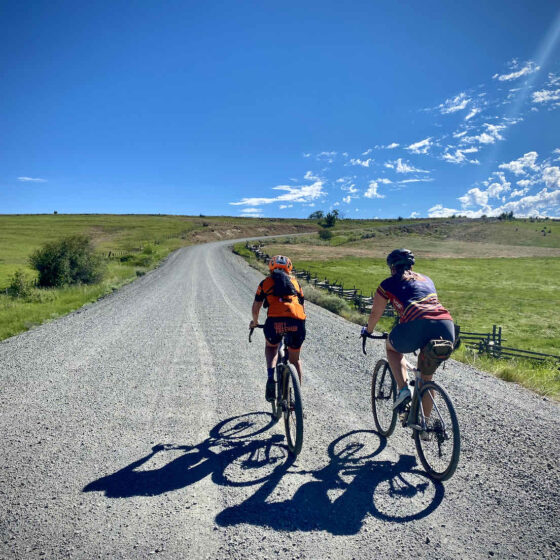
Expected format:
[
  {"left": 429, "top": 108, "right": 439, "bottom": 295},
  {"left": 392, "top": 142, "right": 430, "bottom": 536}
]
[{"left": 244, "top": 242, "right": 560, "bottom": 366}]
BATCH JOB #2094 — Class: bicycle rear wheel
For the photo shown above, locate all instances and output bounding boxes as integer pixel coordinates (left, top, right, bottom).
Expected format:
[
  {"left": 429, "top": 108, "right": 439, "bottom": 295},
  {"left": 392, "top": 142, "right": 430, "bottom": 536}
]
[
  {"left": 413, "top": 381, "right": 460, "bottom": 481},
  {"left": 270, "top": 368, "right": 282, "bottom": 421},
  {"left": 371, "top": 359, "right": 398, "bottom": 437},
  {"left": 282, "top": 365, "right": 304, "bottom": 456}
]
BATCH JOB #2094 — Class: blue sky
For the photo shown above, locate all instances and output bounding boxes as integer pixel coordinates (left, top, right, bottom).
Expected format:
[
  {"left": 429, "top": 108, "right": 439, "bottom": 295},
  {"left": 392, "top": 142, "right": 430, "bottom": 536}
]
[{"left": 2, "top": 1, "right": 559, "bottom": 218}]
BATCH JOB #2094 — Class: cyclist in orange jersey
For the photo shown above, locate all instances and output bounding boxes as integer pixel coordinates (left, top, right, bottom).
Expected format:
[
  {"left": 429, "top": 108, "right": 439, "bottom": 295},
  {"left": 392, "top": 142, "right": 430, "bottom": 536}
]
[{"left": 249, "top": 255, "right": 306, "bottom": 402}]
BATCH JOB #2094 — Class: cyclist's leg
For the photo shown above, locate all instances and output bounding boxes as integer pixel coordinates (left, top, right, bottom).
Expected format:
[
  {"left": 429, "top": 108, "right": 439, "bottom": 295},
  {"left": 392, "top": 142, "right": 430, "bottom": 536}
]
[
  {"left": 287, "top": 346, "right": 303, "bottom": 384},
  {"left": 420, "top": 372, "right": 435, "bottom": 418},
  {"left": 385, "top": 339, "right": 408, "bottom": 390},
  {"left": 285, "top": 319, "right": 305, "bottom": 384},
  {"left": 265, "top": 340, "right": 280, "bottom": 368}
]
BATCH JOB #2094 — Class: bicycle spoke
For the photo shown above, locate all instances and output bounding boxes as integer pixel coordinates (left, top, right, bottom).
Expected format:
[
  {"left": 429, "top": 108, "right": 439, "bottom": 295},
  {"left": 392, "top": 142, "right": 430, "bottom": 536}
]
[{"left": 414, "top": 381, "right": 460, "bottom": 481}]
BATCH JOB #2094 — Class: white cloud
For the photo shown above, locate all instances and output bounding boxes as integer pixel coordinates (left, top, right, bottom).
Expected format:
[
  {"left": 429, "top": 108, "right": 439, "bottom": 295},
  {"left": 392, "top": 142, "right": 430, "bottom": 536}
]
[
  {"left": 428, "top": 204, "right": 464, "bottom": 217},
  {"left": 399, "top": 178, "right": 434, "bottom": 184},
  {"left": 463, "top": 123, "right": 506, "bottom": 145},
  {"left": 304, "top": 170, "right": 319, "bottom": 180},
  {"left": 532, "top": 89, "right": 560, "bottom": 104},
  {"left": 493, "top": 61, "right": 540, "bottom": 81},
  {"left": 410, "top": 212, "right": 420, "bottom": 218},
  {"left": 459, "top": 188, "right": 490, "bottom": 208},
  {"left": 542, "top": 166, "right": 560, "bottom": 189},
  {"left": 453, "top": 130, "right": 468, "bottom": 138},
  {"left": 303, "top": 153, "right": 311, "bottom": 158},
  {"left": 343, "top": 196, "right": 352, "bottom": 204},
  {"left": 348, "top": 158, "right": 374, "bottom": 167},
  {"left": 406, "top": 137, "right": 432, "bottom": 154},
  {"left": 439, "top": 92, "right": 471, "bottom": 114},
  {"left": 364, "top": 181, "right": 385, "bottom": 199},
  {"left": 279, "top": 204, "right": 293, "bottom": 209},
  {"left": 240, "top": 207, "right": 264, "bottom": 217},
  {"left": 465, "top": 107, "right": 480, "bottom": 121},
  {"left": 362, "top": 148, "right": 373, "bottom": 156},
  {"left": 386, "top": 142, "right": 399, "bottom": 149},
  {"left": 390, "top": 158, "right": 430, "bottom": 174},
  {"left": 230, "top": 178, "right": 325, "bottom": 206},
  {"left": 498, "top": 151, "right": 539, "bottom": 175},
  {"left": 510, "top": 188, "right": 529, "bottom": 198},
  {"left": 442, "top": 147, "right": 480, "bottom": 165},
  {"left": 377, "top": 178, "right": 392, "bottom": 184},
  {"left": 459, "top": 173, "right": 511, "bottom": 208},
  {"left": 18, "top": 176, "right": 47, "bottom": 183}
]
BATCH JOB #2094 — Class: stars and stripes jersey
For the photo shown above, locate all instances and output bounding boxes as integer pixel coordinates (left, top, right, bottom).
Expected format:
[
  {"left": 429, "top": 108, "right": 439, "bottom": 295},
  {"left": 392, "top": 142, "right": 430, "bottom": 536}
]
[{"left": 376, "top": 272, "right": 452, "bottom": 324}]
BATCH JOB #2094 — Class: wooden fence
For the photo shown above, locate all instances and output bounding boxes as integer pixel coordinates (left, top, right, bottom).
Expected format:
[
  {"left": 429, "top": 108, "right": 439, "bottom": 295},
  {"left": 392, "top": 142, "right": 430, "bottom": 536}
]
[{"left": 245, "top": 242, "right": 560, "bottom": 366}]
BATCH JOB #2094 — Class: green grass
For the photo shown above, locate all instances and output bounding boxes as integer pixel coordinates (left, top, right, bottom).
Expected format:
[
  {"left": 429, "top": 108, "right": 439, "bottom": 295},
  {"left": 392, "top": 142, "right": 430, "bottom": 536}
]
[
  {"left": 0, "top": 214, "right": 318, "bottom": 341},
  {"left": 289, "top": 256, "right": 559, "bottom": 398}
]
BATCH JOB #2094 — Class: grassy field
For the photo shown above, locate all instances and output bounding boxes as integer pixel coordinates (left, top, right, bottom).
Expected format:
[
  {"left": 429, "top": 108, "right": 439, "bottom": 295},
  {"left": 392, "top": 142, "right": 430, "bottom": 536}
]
[
  {"left": 243, "top": 217, "right": 560, "bottom": 398},
  {"left": 0, "top": 214, "right": 319, "bottom": 340}
]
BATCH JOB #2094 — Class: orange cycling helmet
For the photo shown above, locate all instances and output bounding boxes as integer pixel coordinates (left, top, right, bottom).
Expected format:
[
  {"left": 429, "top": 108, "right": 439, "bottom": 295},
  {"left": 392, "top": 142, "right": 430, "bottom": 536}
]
[{"left": 269, "top": 255, "right": 293, "bottom": 274}]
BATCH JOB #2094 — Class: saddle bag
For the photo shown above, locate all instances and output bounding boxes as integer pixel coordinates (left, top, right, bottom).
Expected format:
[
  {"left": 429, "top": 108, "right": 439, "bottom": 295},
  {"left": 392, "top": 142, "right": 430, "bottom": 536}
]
[{"left": 418, "top": 338, "right": 454, "bottom": 375}]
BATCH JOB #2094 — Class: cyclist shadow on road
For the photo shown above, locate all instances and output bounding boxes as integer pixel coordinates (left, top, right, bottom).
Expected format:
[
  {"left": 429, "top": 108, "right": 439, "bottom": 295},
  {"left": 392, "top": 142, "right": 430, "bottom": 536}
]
[
  {"left": 215, "top": 429, "right": 445, "bottom": 535},
  {"left": 83, "top": 412, "right": 291, "bottom": 499}
]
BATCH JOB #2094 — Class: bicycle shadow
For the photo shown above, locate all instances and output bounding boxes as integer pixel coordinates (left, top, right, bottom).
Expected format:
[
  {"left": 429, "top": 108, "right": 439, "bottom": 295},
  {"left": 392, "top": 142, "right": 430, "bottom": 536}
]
[
  {"left": 83, "top": 412, "right": 289, "bottom": 498},
  {"left": 216, "top": 429, "right": 445, "bottom": 534}
]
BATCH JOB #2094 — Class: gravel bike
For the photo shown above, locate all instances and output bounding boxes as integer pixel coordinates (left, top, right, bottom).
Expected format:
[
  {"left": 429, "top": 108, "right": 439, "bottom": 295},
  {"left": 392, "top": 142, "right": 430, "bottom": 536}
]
[
  {"left": 249, "top": 325, "right": 304, "bottom": 456},
  {"left": 362, "top": 332, "right": 460, "bottom": 481}
]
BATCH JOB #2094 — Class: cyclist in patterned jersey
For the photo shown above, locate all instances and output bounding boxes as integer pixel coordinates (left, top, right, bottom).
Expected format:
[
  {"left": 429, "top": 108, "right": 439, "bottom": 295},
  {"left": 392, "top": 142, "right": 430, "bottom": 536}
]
[
  {"left": 362, "top": 249, "right": 455, "bottom": 410},
  {"left": 249, "top": 255, "right": 306, "bottom": 402}
]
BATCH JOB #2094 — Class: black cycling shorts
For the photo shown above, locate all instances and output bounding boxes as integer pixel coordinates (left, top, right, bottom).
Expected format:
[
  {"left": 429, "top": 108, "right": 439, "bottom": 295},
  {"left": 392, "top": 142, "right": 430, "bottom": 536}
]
[
  {"left": 264, "top": 318, "right": 306, "bottom": 349},
  {"left": 389, "top": 319, "right": 455, "bottom": 354}
]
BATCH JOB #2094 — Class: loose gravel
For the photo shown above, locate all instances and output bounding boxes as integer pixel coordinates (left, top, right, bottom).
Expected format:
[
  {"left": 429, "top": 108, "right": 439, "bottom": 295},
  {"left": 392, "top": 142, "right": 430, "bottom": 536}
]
[{"left": 1, "top": 239, "right": 559, "bottom": 559}]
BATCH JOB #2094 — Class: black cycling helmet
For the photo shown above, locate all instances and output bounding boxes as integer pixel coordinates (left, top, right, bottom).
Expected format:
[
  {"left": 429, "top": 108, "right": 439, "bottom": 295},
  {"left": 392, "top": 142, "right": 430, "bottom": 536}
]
[{"left": 386, "top": 248, "right": 415, "bottom": 268}]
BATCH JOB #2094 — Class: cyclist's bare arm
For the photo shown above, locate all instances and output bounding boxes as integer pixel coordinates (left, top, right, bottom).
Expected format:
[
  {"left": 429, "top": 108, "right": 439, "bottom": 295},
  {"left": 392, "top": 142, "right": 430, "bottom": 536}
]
[
  {"left": 250, "top": 300, "right": 263, "bottom": 328},
  {"left": 366, "top": 292, "right": 388, "bottom": 333}
]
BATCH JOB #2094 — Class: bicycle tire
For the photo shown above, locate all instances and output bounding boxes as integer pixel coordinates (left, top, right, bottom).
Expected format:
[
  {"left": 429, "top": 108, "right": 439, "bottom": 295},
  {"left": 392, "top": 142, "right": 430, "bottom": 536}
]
[
  {"left": 413, "top": 381, "right": 460, "bottom": 481},
  {"left": 271, "top": 367, "right": 282, "bottom": 421},
  {"left": 283, "top": 364, "right": 304, "bottom": 456},
  {"left": 371, "top": 359, "right": 398, "bottom": 437}
]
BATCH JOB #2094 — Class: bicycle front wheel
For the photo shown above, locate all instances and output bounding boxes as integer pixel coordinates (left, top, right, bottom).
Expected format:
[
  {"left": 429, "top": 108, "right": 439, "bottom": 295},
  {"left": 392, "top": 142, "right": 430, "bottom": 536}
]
[
  {"left": 413, "top": 381, "right": 460, "bottom": 481},
  {"left": 282, "top": 365, "right": 304, "bottom": 456},
  {"left": 371, "top": 359, "right": 398, "bottom": 437}
]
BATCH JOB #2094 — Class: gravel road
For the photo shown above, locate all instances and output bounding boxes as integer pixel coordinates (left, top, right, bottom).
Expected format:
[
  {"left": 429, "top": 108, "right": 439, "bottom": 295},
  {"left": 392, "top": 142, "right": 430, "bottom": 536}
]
[{"left": 1, "top": 240, "right": 559, "bottom": 559}]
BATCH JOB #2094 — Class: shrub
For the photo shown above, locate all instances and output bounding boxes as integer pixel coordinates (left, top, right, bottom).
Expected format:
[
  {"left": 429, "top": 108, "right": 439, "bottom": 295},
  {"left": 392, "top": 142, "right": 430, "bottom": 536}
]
[
  {"left": 318, "top": 229, "right": 333, "bottom": 240},
  {"left": 29, "top": 235, "right": 104, "bottom": 287},
  {"left": 7, "top": 269, "right": 34, "bottom": 298}
]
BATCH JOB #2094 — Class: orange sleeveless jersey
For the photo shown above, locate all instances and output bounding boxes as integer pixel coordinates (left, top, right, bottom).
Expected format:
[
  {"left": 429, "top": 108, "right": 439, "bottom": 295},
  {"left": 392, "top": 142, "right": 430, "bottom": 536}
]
[{"left": 255, "top": 275, "right": 306, "bottom": 320}]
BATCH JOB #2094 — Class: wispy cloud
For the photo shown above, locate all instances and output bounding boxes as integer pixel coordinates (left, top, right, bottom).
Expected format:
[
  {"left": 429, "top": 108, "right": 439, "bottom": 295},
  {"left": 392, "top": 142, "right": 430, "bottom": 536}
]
[
  {"left": 493, "top": 60, "right": 540, "bottom": 82},
  {"left": 387, "top": 158, "right": 430, "bottom": 174},
  {"left": 532, "top": 89, "right": 560, "bottom": 104},
  {"left": 442, "top": 147, "right": 480, "bottom": 165},
  {"left": 406, "top": 137, "right": 432, "bottom": 154},
  {"left": 240, "top": 207, "right": 264, "bottom": 217},
  {"left": 18, "top": 176, "right": 47, "bottom": 183},
  {"left": 347, "top": 158, "right": 374, "bottom": 167},
  {"left": 230, "top": 173, "right": 325, "bottom": 207},
  {"left": 462, "top": 123, "right": 506, "bottom": 145},
  {"left": 398, "top": 178, "right": 434, "bottom": 184},
  {"left": 465, "top": 107, "right": 480, "bottom": 121},
  {"left": 438, "top": 92, "right": 471, "bottom": 114}
]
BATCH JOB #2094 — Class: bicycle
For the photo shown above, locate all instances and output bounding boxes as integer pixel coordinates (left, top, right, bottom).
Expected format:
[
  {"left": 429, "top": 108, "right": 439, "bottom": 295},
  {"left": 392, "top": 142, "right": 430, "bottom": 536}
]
[
  {"left": 362, "top": 332, "right": 460, "bottom": 481},
  {"left": 249, "top": 325, "right": 304, "bottom": 456}
]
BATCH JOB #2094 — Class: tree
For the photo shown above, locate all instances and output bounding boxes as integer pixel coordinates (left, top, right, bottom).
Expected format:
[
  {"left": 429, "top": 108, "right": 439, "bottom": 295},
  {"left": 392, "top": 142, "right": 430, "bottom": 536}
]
[
  {"left": 309, "top": 210, "right": 324, "bottom": 220},
  {"left": 323, "top": 209, "right": 339, "bottom": 228}
]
